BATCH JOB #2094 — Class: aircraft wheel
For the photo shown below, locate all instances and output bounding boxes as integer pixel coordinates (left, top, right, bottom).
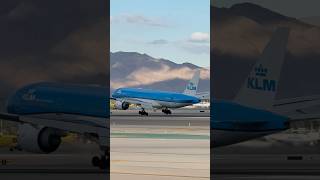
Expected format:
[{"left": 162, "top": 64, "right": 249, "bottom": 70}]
[
  {"left": 139, "top": 110, "right": 148, "bottom": 116},
  {"left": 98, "top": 156, "right": 109, "bottom": 170},
  {"left": 92, "top": 156, "right": 100, "bottom": 167},
  {"left": 92, "top": 155, "right": 109, "bottom": 170},
  {"left": 163, "top": 109, "right": 171, "bottom": 115}
]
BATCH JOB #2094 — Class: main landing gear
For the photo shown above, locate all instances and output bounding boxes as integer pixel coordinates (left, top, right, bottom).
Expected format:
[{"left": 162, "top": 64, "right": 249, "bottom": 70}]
[
  {"left": 92, "top": 148, "right": 109, "bottom": 170},
  {"left": 139, "top": 108, "right": 149, "bottom": 116},
  {"left": 162, "top": 108, "right": 172, "bottom": 115}
]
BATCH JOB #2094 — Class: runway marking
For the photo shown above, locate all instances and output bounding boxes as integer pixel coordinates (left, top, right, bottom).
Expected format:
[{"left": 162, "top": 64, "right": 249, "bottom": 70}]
[
  {"left": 0, "top": 159, "right": 14, "bottom": 165},
  {"left": 111, "top": 114, "right": 209, "bottom": 117},
  {"left": 0, "top": 169, "right": 108, "bottom": 174},
  {"left": 211, "top": 169, "right": 320, "bottom": 175},
  {"left": 111, "top": 127, "right": 209, "bottom": 130},
  {"left": 111, "top": 150, "right": 209, "bottom": 156},
  {"left": 111, "top": 160, "right": 129, "bottom": 163},
  {"left": 111, "top": 171, "right": 209, "bottom": 179},
  {"left": 111, "top": 159, "right": 207, "bottom": 164},
  {"left": 111, "top": 133, "right": 209, "bottom": 139}
]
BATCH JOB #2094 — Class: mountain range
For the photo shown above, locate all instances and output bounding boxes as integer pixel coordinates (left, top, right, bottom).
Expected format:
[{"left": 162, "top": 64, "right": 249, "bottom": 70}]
[
  {"left": 212, "top": 2, "right": 320, "bottom": 99},
  {"left": 110, "top": 51, "right": 210, "bottom": 93}
]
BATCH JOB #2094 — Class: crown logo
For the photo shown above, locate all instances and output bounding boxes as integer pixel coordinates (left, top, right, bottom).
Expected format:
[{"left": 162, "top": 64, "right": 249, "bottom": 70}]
[{"left": 254, "top": 64, "right": 267, "bottom": 77}]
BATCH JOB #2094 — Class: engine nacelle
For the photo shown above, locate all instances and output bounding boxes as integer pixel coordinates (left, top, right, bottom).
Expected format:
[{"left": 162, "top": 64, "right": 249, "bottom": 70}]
[
  {"left": 115, "top": 100, "right": 129, "bottom": 110},
  {"left": 17, "top": 124, "right": 62, "bottom": 153}
]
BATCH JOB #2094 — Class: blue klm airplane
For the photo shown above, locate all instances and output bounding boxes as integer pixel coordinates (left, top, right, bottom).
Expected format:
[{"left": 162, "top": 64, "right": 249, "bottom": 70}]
[{"left": 111, "top": 69, "right": 208, "bottom": 116}]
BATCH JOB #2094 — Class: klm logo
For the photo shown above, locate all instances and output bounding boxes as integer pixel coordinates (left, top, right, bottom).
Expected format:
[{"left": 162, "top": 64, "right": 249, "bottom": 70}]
[
  {"left": 247, "top": 64, "right": 276, "bottom": 92},
  {"left": 22, "top": 89, "right": 36, "bottom": 101},
  {"left": 187, "top": 82, "right": 197, "bottom": 90}
]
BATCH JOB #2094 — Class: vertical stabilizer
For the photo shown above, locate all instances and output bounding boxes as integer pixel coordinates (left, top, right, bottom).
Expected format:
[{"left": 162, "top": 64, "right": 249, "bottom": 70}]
[
  {"left": 184, "top": 69, "right": 200, "bottom": 96},
  {"left": 234, "top": 27, "right": 290, "bottom": 110}
]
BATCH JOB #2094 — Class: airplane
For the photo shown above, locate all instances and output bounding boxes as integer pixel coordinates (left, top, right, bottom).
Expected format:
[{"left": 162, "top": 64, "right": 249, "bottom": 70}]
[
  {"left": 0, "top": 83, "right": 109, "bottom": 169},
  {"left": 212, "top": 27, "right": 320, "bottom": 148},
  {"left": 111, "top": 69, "right": 209, "bottom": 115}
]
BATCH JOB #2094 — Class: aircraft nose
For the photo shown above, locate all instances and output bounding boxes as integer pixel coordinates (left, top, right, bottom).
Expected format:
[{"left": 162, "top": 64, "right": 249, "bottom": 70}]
[{"left": 6, "top": 95, "right": 17, "bottom": 113}]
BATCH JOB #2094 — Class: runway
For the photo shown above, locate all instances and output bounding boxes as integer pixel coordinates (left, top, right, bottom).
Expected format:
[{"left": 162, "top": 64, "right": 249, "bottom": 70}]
[
  {"left": 213, "top": 154, "right": 320, "bottom": 174},
  {"left": 111, "top": 138, "right": 210, "bottom": 180},
  {"left": 3, "top": 110, "right": 320, "bottom": 180},
  {"left": 111, "top": 109, "right": 210, "bottom": 117},
  {"left": 0, "top": 111, "right": 210, "bottom": 180},
  {"left": 211, "top": 139, "right": 320, "bottom": 180},
  {"left": 0, "top": 142, "right": 108, "bottom": 180},
  {"left": 110, "top": 110, "right": 210, "bottom": 180},
  {"left": 212, "top": 154, "right": 320, "bottom": 180},
  {"left": 111, "top": 109, "right": 210, "bottom": 126}
]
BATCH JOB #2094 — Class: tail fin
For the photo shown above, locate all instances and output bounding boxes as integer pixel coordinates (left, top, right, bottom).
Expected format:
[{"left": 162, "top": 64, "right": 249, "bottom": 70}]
[
  {"left": 184, "top": 69, "right": 200, "bottom": 96},
  {"left": 234, "top": 27, "right": 290, "bottom": 110}
]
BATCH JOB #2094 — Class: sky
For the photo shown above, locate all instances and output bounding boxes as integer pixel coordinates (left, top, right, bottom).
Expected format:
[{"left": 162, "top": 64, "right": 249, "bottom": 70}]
[
  {"left": 111, "top": 0, "right": 210, "bottom": 67},
  {"left": 212, "top": 0, "right": 320, "bottom": 18}
]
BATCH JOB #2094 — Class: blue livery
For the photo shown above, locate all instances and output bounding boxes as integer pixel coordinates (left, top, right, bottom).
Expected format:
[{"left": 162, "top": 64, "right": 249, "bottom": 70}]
[
  {"left": 6, "top": 82, "right": 109, "bottom": 118},
  {"left": 112, "top": 88, "right": 200, "bottom": 104}
]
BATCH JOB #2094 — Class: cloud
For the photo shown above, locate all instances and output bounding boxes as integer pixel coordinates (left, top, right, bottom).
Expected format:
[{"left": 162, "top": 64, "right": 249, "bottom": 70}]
[
  {"left": 167, "top": 32, "right": 210, "bottom": 54},
  {"left": 111, "top": 14, "right": 169, "bottom": 27},
  {"left": 148, "top": 39, "right": 168, "bottom": 45},
  {"left": 111, "top": 65, "right": 209, "bottom": 89},
  {"left": 189, "top": 32, "right": 210, "bottom": 43}
]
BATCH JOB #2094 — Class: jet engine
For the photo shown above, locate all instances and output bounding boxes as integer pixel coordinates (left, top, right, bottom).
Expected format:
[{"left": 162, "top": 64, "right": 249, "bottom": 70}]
[
  {"left": 115, "top": 100, "right": 129, "bottom": 110},
  {"left": 16, "top": 123, "right": 63, "bottom": 153}
]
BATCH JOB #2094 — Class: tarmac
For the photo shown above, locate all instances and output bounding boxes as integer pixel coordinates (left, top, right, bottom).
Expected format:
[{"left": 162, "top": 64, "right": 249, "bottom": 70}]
[
  {"left": 0, "top": 109, "right": 210, "bottom": 180},
  {"left": 110, "top": 109, "right": 210, "bottom": 180},
  {"left": 1, "top": 109, "right": 320, "bottom": 180},
  {"left": 212, "top": 139, "right": 320, "bottom": 180}
]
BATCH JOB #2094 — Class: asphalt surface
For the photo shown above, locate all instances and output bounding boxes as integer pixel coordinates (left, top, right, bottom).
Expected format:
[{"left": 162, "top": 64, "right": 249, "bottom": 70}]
[
  {"left": 212, "top": 139, "right": 320, "bottom": 179},
  {"left": 212, "top": 154, "right": 320, "bottom": 180},
  {"left": 0, "top": 110, "right": 210, "bottom": 180},
  {"left": 0, "top": 142, "right": 108, "bottom": 180},
  {"left": 110, "top": 109, "right": 210, "bottom": 126},
  {"left": 110, "top": 111, "right": 210, "bottom": 180},
  {"left": 111, "top": 138, "right": 210, "bottom": 180},
  {"left": 2, "top": 110, "right": 320, "bottom": 180},
  {"left": 111, "top": 109, "right": 210, "bottom": 117}
]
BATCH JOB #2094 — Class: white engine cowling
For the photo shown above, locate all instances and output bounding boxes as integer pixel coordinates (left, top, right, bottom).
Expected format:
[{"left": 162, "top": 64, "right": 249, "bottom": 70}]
[
  {"left": 115, "top": 100, "right": 129, "bottom": 110},
  {"left": 17, "top": 124, "right": 62, "bottom": 153}
]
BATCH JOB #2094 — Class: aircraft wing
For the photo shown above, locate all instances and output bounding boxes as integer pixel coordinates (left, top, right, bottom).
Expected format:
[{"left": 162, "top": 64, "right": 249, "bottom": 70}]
[
  {"left": 272, "top": 95, "right": 320, "bottom": 124},
  {"left": 0, "top": 113, "right": 109, "bottom": 146},
  {"left": 273, "top": 95, "right": 320, "bottom": 116},
  {"left": 288, "top": 113, "right": 320, "bottom": 121}
]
